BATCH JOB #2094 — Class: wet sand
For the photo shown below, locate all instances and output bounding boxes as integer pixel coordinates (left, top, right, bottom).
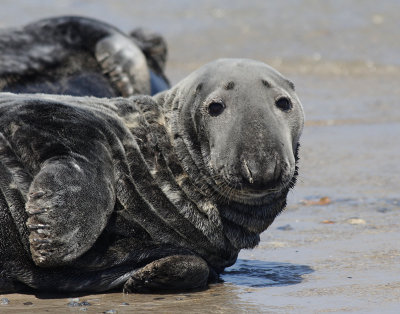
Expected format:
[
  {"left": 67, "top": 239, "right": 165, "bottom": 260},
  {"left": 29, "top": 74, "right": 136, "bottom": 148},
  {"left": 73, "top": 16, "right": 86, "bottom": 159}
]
[{"left": 1, "top": 1, "right": 399, "bottom": 312}]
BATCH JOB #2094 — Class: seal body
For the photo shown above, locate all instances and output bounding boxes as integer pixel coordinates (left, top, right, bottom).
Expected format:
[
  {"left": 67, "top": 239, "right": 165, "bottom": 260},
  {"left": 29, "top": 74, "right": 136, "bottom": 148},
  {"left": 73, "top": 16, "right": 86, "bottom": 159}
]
[
  {"left": 0, "top": 16, "right": 169, "bottom": 97},
  {"left": 0, "top": 59, "right": 304, "bottom": 293}
]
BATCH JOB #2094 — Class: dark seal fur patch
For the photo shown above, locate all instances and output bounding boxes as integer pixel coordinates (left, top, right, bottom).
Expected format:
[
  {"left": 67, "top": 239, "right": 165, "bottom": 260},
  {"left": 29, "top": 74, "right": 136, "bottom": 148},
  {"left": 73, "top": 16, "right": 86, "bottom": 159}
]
[
  {"left": 224, "top": 81, "right": 235, "bottom": 90},
  {"left": 195, "top": 83, "right": 203, "bottom": 94},
  {"left": 261, "top": 79, "right": 271, "bottom": 88}
]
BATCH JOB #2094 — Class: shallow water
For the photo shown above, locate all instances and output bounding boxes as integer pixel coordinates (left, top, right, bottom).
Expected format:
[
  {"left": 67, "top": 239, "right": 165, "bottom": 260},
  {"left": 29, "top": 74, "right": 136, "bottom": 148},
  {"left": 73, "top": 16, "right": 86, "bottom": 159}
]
[{"left": 1, "top": 1, "right": 400, "bottom": 312}]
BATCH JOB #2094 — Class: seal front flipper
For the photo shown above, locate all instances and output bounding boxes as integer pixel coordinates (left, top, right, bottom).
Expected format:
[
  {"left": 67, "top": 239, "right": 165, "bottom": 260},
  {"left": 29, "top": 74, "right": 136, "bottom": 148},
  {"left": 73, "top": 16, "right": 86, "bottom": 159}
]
[
  {"left": 129, "top": 28, "right": 170, "bottom": 94},
  {"left": 95, "top": 33, "right": 151, "bottom": 96},
  {"left": 26, "top": 152, "right": 115, "bottom": 267},
  {"left": 123, "top": 255, "right": 209, "bottom": 293}
]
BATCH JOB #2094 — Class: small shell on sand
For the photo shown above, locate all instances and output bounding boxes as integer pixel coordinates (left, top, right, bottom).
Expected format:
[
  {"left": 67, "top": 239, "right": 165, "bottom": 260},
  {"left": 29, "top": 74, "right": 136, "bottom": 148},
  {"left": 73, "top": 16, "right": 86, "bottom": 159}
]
[{"left": 346, "top": 218, "right": 366, "bottom": 225}]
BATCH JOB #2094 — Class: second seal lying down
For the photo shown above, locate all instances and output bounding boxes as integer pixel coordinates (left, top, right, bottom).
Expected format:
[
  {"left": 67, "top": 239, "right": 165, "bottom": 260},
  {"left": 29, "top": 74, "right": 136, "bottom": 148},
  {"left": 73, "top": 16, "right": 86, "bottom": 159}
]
[
  {"left": 0, "top": 16, "right": 170, "bottom": 97},
  {"left": 0, "top": 58, "right": 304, "bottom": 293}
]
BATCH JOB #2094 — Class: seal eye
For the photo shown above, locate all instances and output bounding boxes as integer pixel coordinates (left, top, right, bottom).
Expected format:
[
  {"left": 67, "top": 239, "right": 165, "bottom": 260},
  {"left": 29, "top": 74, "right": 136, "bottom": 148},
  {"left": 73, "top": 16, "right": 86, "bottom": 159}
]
[
  {"left": 275, "top": 97, "right": 292, "bottom": 112},
  {"left": 208, "top": 101, "right": 225, "bottom": 117}
]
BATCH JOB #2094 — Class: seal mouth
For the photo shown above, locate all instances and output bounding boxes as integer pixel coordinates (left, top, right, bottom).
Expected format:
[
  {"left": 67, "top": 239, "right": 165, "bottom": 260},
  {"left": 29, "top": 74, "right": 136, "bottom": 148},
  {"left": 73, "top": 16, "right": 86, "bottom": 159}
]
[
  {"left": 235, "top": 177, "right": 291, "bottom": 198},
  {"left": 211, "top": 171, "right": 293, "bottom": 204},
  {"left": 210, "top": 177, "right": 294, "bottom": 206}
]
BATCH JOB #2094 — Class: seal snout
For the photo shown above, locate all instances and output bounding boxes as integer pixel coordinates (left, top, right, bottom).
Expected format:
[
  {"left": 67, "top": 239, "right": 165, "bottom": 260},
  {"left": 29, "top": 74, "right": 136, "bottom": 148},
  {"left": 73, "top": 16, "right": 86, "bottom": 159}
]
[{"left": 240, "top": 156, "right": 286, "bottom": 193}]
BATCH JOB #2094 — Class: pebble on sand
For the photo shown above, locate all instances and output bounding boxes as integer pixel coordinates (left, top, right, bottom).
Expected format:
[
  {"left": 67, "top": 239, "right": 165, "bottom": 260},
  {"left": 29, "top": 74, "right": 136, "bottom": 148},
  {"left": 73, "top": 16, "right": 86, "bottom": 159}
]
[
  {"left": 1, "top": 298, "right": 9, "bottom": 305},
  {"left": 67, "top": 298, "right": 91, "bottom": 308},
  {"left": 301, "top": 197, "right": 332, "bottom": 206},
  {"left": 346, "top": 218, "right": 366, "bottom": 225},
  {"left": 321, "top": 220, "right": 336, "bottom": 224},
  {"left": 277, "top": 224, "right": 294, "bottom": 231}
]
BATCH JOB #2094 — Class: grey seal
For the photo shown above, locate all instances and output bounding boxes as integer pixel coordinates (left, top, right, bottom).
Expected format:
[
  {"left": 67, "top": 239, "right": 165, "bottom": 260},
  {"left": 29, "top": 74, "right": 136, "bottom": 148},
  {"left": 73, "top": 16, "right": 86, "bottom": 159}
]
[
  {"left": 0, "top": 16, "right": 169, "bottom": 97},
  {"left": 0, "top": 58, "right": 304, "bottom": 293}
]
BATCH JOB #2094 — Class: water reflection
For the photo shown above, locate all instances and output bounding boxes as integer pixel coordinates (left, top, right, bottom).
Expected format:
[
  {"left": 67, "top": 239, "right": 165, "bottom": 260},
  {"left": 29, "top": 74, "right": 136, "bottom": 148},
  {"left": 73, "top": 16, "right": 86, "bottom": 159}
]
[{"left": 222, "top": 259, "right": 313, "bottom": 287}]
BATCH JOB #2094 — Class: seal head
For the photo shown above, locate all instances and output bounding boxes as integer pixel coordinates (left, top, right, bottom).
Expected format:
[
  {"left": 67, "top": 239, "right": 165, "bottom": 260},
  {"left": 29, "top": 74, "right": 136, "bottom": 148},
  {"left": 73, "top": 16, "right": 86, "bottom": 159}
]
[
  {"left": 163, "top": 58, "right": 304, "bottom": 206},
  {"left": 157, "top": 58, "right": 304, "bottom": 249}
]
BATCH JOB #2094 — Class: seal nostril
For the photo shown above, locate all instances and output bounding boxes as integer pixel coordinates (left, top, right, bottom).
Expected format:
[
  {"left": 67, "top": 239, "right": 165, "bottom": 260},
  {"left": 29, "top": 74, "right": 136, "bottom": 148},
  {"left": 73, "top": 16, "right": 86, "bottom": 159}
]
[
  {"left": 242, "top": 159, "right": 254, "bottom": 184},
  {"left": 275, "top": 97, "right": 292, "bottom": 112}
]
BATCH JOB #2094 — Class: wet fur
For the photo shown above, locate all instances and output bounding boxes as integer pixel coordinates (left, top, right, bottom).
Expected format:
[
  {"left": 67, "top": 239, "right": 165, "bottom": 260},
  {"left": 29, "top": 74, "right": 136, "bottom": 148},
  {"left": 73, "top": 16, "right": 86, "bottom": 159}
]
[{"left": 0, "top": 59, "right": 304, "bottom": 293}]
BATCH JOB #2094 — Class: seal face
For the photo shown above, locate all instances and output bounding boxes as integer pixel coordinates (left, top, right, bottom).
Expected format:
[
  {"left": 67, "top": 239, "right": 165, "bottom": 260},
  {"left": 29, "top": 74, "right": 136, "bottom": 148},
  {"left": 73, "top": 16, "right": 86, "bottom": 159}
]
[
  {"left": 0, "top": 16, "right": 170, "bottom": 97},
  {"left": 0, "top": 58, "right": 304, "bottom": 293},
  {"left": 171, "top": 59, "right": 302, "bottom": 202}
]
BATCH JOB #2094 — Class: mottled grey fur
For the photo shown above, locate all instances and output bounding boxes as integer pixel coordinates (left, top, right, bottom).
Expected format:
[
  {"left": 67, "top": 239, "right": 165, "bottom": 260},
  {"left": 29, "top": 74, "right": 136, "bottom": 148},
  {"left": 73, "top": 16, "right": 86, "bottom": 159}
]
[
  {"left": 0, "top": 16, "right": 169, "bottom": 97},
  {"left": 0, "top": 59, "right": 304, "bottom": 293}
]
